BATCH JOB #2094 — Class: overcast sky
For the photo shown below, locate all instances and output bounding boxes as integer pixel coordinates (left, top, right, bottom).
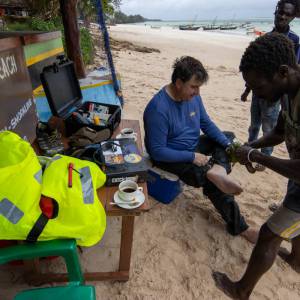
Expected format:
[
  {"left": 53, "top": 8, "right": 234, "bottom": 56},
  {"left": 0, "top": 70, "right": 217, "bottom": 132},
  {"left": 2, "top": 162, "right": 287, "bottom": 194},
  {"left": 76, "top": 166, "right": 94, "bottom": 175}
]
[{"left": 120, "top": 0, "right": 279, "bottom": 20}]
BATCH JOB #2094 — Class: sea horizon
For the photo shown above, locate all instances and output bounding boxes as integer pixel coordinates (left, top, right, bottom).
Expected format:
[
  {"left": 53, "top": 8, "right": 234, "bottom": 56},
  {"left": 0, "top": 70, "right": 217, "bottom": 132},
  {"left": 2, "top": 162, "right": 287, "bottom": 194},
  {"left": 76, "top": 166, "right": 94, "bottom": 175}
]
[{"left": 126, "top": 18, "right": 300, "bottom": 36}]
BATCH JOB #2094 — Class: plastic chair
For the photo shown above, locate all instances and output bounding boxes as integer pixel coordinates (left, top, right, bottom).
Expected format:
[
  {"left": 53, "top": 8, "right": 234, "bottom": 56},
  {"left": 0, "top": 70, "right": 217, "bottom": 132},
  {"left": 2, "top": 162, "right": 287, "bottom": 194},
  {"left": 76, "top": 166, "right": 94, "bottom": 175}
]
[{"left": 0, "top": 239, "right": 96, "bottom": 300}]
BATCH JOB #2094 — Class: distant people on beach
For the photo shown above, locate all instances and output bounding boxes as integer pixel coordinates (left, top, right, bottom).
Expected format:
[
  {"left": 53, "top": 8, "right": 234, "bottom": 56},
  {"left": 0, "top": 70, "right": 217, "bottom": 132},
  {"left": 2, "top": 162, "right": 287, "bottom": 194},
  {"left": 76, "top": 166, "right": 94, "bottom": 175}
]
[
  {"left": 213, "top": 33, "right": 300, "bottom": 299},
  {"left": 143, "top": 56, "right": 256, "bottom": 243},
  {"left": 241, "top": 0, "right": 300, "bottom": 172}
]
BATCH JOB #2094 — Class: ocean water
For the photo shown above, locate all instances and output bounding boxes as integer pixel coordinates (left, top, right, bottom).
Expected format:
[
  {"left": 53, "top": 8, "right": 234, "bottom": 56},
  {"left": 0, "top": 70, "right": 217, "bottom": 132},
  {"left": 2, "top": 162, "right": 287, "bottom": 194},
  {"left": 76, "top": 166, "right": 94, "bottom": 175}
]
[{"left": 138, "top": 19, "right": 300, "bottom": 36}]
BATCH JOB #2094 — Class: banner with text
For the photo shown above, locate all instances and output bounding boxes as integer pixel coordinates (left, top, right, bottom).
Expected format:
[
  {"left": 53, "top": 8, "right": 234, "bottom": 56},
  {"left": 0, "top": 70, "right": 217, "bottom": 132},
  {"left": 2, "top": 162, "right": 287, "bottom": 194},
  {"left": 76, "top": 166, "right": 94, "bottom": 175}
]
[{"left": 0, "top": 37, "right": 37, "bottom": 142}]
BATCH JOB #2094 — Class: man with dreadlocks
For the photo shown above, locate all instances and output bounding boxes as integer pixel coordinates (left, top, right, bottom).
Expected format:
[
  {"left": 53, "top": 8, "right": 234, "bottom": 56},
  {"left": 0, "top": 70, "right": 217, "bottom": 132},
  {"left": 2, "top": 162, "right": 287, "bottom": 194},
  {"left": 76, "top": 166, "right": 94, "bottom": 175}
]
[
  {"left": 240, "top": 0, "right": 300, "bottom": 172},
  {"left": 213, "top": 33, "right": 300, "bottom": 299}
]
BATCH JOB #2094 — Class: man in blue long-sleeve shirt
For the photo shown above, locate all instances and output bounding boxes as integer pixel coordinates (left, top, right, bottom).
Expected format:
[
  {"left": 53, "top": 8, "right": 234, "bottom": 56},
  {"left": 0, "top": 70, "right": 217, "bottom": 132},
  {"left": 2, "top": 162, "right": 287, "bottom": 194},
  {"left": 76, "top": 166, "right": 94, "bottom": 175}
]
[{"left": 144, "top": 56, "right": 256, "bottom": 242}]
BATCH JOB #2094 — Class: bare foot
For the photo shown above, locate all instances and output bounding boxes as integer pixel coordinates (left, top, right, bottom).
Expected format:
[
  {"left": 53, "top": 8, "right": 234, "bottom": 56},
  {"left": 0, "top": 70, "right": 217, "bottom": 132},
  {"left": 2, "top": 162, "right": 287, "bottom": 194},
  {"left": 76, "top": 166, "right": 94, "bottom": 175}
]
[
  {"left": 278, "top": 248, "right": 300, "bottom": 273},
  {"left": 240, "top": 228, "right": 258, "bottom": 244},
  {"left": 207, "top": 164, "right": 243, "bottom": 195},
  {"left": 212, "top": 271, "right": 249, "bottom": 300}
]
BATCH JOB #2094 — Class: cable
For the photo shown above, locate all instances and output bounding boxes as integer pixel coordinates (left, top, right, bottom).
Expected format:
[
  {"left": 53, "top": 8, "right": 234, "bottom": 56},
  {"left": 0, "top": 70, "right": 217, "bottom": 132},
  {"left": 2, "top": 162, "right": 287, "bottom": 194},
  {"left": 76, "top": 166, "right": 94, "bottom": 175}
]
[{"left": 95, "top": 0, "right": 124, "bottom": 107}]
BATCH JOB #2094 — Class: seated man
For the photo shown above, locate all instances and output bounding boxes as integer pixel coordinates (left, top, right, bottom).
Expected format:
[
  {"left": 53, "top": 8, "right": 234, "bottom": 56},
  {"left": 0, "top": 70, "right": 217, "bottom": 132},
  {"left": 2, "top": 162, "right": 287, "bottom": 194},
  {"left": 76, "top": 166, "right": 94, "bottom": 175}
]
[{"left": 143, "top": 56, "right": 255, "bottom": 242}]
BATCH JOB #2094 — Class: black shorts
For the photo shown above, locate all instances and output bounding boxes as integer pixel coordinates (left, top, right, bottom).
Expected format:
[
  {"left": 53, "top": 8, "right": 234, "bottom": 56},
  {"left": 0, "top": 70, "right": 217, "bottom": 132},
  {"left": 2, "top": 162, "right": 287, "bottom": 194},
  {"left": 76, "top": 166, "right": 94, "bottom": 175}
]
[{"left": 283, "top": 180, "right": 300, "bottom": 213}]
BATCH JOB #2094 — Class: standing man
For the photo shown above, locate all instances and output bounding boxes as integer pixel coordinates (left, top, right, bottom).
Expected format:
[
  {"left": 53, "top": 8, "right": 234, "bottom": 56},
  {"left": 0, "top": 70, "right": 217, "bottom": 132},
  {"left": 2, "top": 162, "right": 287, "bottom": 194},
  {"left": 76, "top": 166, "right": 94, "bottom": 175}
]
[
  {"left": 240, "top": 0, "right": 299, "bottom": 171},
  {"left": 213, "top": 33, "right": 300, "bottom": 299},
  {"left": 144, "top": 56, "right": 256, "bottom": 242}
]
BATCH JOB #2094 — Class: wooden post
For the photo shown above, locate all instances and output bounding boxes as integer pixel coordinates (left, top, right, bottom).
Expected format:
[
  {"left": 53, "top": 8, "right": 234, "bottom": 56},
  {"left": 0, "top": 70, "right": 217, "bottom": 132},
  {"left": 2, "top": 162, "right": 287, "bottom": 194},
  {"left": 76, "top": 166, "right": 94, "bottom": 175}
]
[{"left": 59, "top": 0, "right": 86, "bottom": 78}]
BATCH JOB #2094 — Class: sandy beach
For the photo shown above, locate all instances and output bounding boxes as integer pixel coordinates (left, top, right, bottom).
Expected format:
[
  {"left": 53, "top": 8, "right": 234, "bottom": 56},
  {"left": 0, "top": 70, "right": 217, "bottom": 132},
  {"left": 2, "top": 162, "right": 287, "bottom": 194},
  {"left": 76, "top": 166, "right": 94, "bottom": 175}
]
[{"left": 1, "top": 25, "right": 299, "bottom": 300}]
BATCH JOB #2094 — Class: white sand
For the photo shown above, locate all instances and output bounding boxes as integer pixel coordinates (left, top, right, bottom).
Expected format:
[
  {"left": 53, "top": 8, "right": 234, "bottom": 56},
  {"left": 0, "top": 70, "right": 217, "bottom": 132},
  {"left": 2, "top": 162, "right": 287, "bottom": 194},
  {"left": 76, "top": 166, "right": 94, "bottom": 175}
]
[{"left": 1, "top": 25, "right": 299, "bottom": 300}]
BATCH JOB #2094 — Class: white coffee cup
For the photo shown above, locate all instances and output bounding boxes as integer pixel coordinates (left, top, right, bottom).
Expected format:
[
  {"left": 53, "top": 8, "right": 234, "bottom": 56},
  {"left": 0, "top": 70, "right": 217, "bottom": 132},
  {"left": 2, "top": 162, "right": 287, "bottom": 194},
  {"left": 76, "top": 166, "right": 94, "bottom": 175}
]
[
  {"left": 120, "top": 128, "right": 137, "bottom": 140},
  {"left": 118, "top": 180, "right": 143, "bottom": 202}
]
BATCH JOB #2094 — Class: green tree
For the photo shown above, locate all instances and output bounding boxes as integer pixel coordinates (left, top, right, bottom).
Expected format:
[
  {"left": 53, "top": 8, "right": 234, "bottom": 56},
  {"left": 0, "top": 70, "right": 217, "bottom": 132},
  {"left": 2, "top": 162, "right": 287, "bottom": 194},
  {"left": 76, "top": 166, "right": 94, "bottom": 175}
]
[{"left": 24, "top": 0, "right": 121, "bottom": 21}]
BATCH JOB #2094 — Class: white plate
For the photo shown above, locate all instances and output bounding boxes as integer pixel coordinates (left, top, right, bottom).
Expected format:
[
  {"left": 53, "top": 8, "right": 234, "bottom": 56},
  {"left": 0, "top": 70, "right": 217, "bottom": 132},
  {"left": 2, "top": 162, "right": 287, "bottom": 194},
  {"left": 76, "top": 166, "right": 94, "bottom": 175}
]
[
  {"left": 113, "top": 190, "right": 145, "bottom": 209},
  {"left": 116, "top": 133, "right": 137, "bottom": 142}
]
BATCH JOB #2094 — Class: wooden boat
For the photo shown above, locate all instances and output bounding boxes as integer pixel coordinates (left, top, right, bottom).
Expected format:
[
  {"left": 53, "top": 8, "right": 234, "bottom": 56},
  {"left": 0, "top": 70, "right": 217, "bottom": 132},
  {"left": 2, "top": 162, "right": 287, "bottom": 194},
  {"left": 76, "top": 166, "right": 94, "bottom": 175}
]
[
  {"left": 246, "top": 28, "right": 266, "bottom": 36},
  {"left": 220, "top": 24, "right": 237, "bottom": 30},
  {"left": 179, "top": 25, "right": 200, "bottom": 31},
  {"left": 202, "top": 25, "right": 220, "bottom": 30}
]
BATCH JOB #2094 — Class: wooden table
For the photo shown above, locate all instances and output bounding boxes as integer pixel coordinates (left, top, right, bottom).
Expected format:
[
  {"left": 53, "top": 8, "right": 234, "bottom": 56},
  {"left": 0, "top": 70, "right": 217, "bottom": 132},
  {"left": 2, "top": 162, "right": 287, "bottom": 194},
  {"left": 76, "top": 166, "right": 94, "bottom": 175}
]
[{"left": 26, "top": 119, "right": 150, "bottom": 284}]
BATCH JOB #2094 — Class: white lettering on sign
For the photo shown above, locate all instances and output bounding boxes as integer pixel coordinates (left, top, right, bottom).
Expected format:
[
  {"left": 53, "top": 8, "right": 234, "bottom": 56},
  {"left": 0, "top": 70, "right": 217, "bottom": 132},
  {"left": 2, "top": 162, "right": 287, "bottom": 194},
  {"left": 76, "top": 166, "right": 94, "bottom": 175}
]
[
  {"left": 0, "top": 98, "right": 33, "bottom": 132},
  {"left": 0, "top": 55, "right": 18, "bottom": 80},
  {"left": 111, "top": 176, "right": 138, "bottom": 183}
]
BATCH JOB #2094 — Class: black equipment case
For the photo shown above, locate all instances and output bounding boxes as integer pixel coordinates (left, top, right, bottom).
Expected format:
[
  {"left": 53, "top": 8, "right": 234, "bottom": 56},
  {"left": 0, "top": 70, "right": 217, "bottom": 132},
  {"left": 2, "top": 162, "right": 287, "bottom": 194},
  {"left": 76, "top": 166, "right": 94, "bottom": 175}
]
[{"left": 40, "top": 56, "right": 121, "bottom": 137}]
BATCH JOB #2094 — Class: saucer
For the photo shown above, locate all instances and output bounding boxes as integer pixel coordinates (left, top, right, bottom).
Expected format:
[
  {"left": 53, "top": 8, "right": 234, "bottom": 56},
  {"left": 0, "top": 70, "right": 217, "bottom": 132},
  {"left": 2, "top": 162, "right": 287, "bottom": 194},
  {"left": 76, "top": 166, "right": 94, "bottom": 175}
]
[
  {"left": 113, "top": 190, "right": 145, "bottom": 209},
  {"left": 116, "top": 133, "right": 137, "bottom": 142}
]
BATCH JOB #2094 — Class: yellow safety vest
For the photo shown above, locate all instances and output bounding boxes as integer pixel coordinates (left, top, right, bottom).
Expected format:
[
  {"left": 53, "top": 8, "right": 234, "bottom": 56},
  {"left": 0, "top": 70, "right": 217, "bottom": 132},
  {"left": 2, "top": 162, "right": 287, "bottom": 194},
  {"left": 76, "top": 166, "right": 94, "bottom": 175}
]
[
  {"left": 0, "top": 131, "right": 107, "bottom": 247},
  {"left": 39, "top": 154, "right": 107, "bottom": 246},
  {"left": 0, "top": 131, "right": 42, "bottom": 240}
]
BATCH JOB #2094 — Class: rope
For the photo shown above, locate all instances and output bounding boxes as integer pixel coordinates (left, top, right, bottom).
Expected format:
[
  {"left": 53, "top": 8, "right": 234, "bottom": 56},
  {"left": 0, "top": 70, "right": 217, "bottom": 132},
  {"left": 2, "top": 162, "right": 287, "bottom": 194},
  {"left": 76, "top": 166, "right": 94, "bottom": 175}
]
[{"left": 95, "top": 0, "right": 124, "bottom": 107}]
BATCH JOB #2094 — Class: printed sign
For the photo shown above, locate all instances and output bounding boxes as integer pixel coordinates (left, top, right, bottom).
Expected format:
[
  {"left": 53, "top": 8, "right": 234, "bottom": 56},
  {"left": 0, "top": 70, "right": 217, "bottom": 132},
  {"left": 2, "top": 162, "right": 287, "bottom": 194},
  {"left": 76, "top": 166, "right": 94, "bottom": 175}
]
[{"left": 0, "top": 37, "right": 37, "bottom": 142}]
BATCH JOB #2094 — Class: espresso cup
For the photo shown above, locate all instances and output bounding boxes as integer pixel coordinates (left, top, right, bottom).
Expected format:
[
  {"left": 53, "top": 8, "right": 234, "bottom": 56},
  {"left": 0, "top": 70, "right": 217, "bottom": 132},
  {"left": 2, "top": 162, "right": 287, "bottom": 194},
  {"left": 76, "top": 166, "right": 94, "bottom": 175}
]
[
  {"left": 118, "top": 180, "right": 143, "bottom": 202},
  {"left": 120, "top": 128, "right": 137, "bottom": 139}
]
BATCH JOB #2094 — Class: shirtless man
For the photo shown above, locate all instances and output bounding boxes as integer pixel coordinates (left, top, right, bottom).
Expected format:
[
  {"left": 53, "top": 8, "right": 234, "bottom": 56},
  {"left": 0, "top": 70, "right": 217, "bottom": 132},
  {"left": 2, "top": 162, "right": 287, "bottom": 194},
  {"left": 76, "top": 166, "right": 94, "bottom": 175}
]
[{"left": 213, "top": 33, "right": 300, "bottom": 299}]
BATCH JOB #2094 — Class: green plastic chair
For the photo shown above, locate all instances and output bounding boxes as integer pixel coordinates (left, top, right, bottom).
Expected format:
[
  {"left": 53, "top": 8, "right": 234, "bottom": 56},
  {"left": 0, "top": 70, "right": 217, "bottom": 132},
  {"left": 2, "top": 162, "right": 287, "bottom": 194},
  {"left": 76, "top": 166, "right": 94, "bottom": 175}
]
[{"left": 0, "top": 239, "right": 96, "bottom": 300}]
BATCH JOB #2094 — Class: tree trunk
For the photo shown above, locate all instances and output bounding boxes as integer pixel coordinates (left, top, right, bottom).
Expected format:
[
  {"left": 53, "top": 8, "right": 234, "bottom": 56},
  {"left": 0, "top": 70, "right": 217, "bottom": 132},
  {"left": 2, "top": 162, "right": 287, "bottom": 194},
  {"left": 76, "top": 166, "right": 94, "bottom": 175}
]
[{"left": 59, "top": 0, "right": 86, "bottom": 78}]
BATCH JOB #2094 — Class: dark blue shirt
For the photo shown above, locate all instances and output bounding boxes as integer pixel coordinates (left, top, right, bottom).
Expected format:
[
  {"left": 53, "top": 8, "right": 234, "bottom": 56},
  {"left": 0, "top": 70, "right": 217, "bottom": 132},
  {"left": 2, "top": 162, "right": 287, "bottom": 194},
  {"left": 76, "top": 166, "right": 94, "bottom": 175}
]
[
  {"left": 143, "top": 88, "right": 230, "bottom": 163},
  {"left": 272, "top": 27, "right": 300, "bottom": 62}
]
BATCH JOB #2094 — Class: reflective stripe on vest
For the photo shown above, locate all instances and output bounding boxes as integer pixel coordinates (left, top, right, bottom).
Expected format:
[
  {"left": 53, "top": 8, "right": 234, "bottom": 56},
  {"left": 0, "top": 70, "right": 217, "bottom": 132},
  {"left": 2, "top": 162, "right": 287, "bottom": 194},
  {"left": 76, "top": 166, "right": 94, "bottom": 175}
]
[
  {"left": 0, "top": 198, "right": 24, "bottom": 224},
  {"left": 80, "top": 167, "right": 94, "bottom": 204},
  {"left": 34, "top": 169, "right": 43, "bottom": 184},
  {"left": 52, "top": 155, "right": 62, "bottom": 162}
]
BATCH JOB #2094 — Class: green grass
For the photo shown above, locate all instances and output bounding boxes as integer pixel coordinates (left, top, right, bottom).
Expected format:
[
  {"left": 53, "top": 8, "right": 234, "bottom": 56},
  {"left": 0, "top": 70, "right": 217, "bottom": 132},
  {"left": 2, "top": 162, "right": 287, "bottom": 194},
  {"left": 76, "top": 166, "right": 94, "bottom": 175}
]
[{"left": 80, "top": 27, "right": 94, "bottom": 65}]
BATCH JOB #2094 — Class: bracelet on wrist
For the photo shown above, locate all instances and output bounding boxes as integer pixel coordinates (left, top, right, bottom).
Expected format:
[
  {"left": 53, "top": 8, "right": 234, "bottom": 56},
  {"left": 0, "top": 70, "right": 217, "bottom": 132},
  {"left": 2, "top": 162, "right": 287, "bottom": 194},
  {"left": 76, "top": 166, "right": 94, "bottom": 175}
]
[{"left": 247, "top": 149, "right": 256, "bottom": 163}]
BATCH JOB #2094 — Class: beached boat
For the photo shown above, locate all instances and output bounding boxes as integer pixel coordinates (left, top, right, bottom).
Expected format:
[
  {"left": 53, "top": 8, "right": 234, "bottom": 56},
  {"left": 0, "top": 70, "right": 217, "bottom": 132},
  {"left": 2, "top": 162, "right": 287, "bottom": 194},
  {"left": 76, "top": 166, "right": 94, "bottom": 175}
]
[
  {"left": 202, "top": 25, "right": 220, "bottom": 30},
  {"left": 179, "top": 25, "right": 201, "bottom": 31},
  {"left": 203, "top": 16, "right": 219, "bottom": 31},
  {"left": 151, "top": 25, "right": 161, "bottom": 29},
  {"left": 239, "top": 22, "right": 252, "bottom": 28},
  {"left": 219, "top": 24, "right": 237, "bottom": 30},
  {"left": 246, "top": 28, "right": 266, "bottom": 36}
]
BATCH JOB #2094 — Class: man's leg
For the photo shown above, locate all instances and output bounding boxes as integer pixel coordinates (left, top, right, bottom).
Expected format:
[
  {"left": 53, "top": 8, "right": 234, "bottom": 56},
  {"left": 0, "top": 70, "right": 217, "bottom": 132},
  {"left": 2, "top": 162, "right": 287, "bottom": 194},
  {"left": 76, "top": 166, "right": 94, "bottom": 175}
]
[
  {"left": 213, "top": 223, "right": 283, "bottom": 299},
  {"left": 213, "top": 202, "right": 300, "bottom": 298},
  {"left": 202, "top": 181, "right": 249, "bottom": 236},
  {"left": 206, "top": 164, "right": 243, "bottom": 195},
  {"left": 260, "top": 100, "right": 280, "bottom": 156},
  {"left": 197, "top": 133, "right": 252, "bottom": 238},
  {"left": 196, "top": 132, "right": 243, "bottom": 195},
  {"left": 248, "top": 95, "right": 262, "bottom": 144},
  {"left": 154, "top": 133, "right": 251, "bottom": 238},
  {"left": 152, "top": 160, "right": 208, "bottom": 188},
  {"left": 154, "top": 159, "right": 250, "bottom": 239}
]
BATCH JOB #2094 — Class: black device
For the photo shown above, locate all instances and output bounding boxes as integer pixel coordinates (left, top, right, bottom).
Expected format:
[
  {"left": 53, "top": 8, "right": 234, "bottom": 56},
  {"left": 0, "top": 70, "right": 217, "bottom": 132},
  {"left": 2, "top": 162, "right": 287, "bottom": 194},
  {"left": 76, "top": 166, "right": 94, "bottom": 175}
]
[
  {"left": 73, "top": 138, "right": 149, "bottom": 186},
  {"left": 98, "top": 138, "right": 149, "bottom": 186},
  {"left": 40, "top": 56, "right": 121, "bottom": 137}
]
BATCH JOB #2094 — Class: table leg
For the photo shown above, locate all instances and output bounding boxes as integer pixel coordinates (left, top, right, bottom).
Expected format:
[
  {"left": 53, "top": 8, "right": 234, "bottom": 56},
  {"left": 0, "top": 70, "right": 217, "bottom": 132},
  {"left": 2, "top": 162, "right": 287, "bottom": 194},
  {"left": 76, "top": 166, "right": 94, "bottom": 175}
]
[{"left": 119, "top": 216, "right": 135, "bottom": 278}]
